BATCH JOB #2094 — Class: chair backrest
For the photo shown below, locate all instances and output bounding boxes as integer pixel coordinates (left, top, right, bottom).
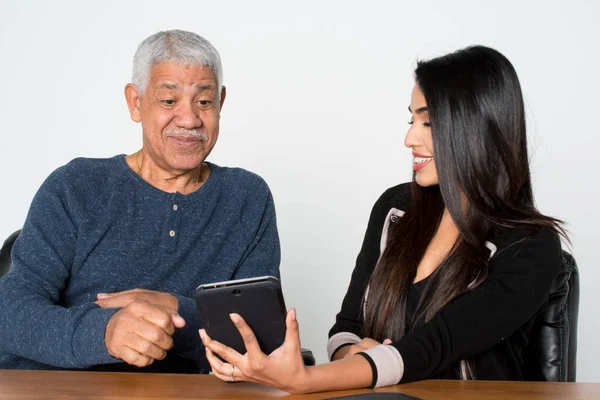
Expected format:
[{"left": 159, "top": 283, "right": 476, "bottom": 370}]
[
  {"left": 524, "top": 250, "right": 579, "bottom": 382},
  {"left": 0, "top": 229, "right": 20, "bottom": 278}
]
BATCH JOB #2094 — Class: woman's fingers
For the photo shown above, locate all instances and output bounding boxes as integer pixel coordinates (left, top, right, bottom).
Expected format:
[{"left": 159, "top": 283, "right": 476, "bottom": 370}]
[
  {"left": 345, "top": 337, "right": 390, "bottom": 358},
  {"left": 199, "top": 316, "right": 309, "bottom": 392},
  {"left": 206, "top": 347, "right": 247, "bottom": 382},
  {"left": 229, "top": 313, "right": 263, "bottom": 356},
  {"left": 201, "top": 334, "right": 248, "bottom": 383},
  {"left": 283, "top": 308, "right": 301, "bottom": 353},
  {"left": 200, "top": 312, "right": 306, "bottom": 387},
  {"left": 204, "top": 344, "right": 227, "bottom": 370},
  {"left": 346, "top": 343, "right": 361, "bottom": 357},
  {"left": 200, "top": 329, "right": 241, "bottom": 365}
]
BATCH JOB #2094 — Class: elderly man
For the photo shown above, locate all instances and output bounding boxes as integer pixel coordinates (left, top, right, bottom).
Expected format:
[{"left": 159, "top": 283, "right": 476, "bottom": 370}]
[{"left": 0, "top": 30, "right": 280, "bottom": 373}]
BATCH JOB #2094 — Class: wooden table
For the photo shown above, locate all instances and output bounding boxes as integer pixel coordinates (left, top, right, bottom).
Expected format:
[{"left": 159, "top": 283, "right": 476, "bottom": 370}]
[{"left": 0, "top": 370, "right": 598, "bottom": 399}]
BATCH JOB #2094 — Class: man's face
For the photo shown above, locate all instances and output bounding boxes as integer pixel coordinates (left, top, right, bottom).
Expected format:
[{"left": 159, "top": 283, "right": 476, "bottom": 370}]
[{"left": 126, "top": 62, "right": 226, "bottom": 173}]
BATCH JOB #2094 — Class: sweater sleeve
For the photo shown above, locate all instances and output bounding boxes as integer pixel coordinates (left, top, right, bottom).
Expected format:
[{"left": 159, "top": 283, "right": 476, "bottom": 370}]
[
  {"left": 327, "top": 186, "right": 401, "bottom": 359},
  {"left": 361, "top": 228, "right": 563, "bottom": 386},
  {"left": 231, "top": 184, "right": 281, "bottom": 280},
  {"left": 0, "top": 168, "right": 120, "bottom": 368}
]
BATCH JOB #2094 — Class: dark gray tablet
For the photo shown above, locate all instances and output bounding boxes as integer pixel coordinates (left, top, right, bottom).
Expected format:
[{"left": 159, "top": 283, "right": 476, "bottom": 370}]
[{"left": 195, "top": 276, "right": 287, "bottom": 355}]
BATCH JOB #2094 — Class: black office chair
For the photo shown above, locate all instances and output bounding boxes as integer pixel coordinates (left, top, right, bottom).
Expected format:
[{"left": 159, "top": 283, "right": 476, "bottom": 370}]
[
  {"left": 0, "top": 229, "right": 20, "bottom": 278},
  {"left": 523, "top": 250, "right": 579, "bottom": 382}
]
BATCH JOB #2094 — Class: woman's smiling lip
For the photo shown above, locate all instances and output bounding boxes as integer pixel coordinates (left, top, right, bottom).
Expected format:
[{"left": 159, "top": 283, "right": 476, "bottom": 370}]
[
  {"left": 412, "top": 151, "right": 432, "bottom": 158},
  {"left": 412, "top": 151, "right": 433, "bottom": 171},
  {"left": 413, "top": 159, "right": 432, "bottom": 171}
]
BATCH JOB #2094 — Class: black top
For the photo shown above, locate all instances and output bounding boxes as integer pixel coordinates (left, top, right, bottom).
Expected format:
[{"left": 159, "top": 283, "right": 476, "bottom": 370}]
[
  {"left": 405, "top": 279, "right": 427, "bottom": 334},
  {"left": 329, "top": 183, "right": 563, "bottom": 383}
]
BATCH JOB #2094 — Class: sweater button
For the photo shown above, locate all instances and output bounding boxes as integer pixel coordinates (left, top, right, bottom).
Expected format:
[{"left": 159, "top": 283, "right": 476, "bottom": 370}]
[
  {"left": 169, "top": 230, "right": 176, "bottom": 237},
  {"left": 173, "top": 204, "right": 178, "bottom": 211}
]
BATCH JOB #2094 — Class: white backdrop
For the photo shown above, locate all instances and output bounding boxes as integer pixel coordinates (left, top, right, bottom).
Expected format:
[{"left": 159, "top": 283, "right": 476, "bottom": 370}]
[{"left": 1, "top": 0, "right": 598, "bottom": 382}]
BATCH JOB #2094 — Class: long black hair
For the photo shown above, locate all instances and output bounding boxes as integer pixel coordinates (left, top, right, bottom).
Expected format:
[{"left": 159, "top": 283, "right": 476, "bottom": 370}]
[{"left": 362, "top": 45, "right": 565, "bottom": 378}]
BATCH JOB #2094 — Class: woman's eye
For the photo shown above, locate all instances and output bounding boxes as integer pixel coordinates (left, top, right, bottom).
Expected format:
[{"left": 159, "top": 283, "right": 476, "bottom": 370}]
[{"left": 407, "top": 119, "right": 430, "bottom": 127}]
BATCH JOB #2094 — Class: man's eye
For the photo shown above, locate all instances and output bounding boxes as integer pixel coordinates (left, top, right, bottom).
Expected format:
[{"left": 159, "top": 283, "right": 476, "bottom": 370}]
[
  {"left": 161, "top": 99, "right": 175, "bottom": 106},
  {"left": 197, "top": 100, "right": 214, "bottom": 110}
]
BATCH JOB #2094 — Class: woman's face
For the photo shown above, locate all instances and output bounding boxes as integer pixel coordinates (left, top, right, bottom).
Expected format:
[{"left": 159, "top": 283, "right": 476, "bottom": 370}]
[{"left": 405, "top": 84, "right": 438, "bottom": 187}]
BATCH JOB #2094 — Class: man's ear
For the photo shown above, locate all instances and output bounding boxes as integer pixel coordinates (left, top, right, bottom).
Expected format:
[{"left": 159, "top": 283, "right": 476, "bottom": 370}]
[
  {"left": 219, "top": 86, "right": 227, "bottom": 110},
  {"left": 124, "top": 83, "right": 142, "bottom": 123}
]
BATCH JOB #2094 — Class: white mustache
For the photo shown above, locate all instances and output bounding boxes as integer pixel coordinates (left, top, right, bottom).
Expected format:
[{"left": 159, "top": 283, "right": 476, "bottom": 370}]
[{"left": 166, "top": 129, "right": 208, "bottom": 141}]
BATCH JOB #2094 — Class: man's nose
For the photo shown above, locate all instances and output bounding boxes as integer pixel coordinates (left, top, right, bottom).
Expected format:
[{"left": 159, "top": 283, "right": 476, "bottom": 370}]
[{"left": 175, "top": 102, "right": 202, "bottom": 129}]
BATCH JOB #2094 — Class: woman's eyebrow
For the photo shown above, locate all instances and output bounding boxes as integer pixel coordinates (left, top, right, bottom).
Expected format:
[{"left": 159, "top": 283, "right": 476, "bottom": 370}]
[{"left": 408, "top": 105, "right": 428, "bottom": 114}]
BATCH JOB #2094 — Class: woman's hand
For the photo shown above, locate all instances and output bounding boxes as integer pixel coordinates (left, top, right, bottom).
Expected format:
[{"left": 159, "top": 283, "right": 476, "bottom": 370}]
[
  {"left": 345, "top": 337, "right": 393, "bottom": 358},
  {"left": 200, "top": 308, "right": 311, "bottom": 394}
]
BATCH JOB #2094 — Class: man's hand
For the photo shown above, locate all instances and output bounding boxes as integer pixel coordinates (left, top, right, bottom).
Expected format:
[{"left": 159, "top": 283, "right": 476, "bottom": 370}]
[
  {"left": 103, "top": 299, "right": 186, "bottom": 367},
  {"left": 96, "top": 288, "right": 178, "bottom": 313},
  {"left": 97, "top": 289, "right": 185, "bottom": 367}
]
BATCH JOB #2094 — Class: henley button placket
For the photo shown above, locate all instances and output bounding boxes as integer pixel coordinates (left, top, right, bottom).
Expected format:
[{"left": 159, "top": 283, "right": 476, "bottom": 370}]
[{"left": 164, "top": 194, "right": 182, "bottom": 252}]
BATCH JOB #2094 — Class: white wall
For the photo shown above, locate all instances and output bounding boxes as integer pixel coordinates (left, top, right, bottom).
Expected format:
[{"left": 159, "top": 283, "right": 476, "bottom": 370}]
[{"left": 1, "top": 0, "right": 598, "bottom": 382}]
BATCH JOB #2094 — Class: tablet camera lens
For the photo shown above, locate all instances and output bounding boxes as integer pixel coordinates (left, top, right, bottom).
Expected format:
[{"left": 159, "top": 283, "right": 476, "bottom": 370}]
[{"left": 232, "top": 289, "right": 241, "bottom": 296}]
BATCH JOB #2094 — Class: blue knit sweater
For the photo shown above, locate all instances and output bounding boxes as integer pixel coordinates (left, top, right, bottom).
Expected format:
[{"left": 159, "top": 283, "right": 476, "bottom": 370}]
[{"left": 0, "top": 155, "right": 280, "bottom": 372}]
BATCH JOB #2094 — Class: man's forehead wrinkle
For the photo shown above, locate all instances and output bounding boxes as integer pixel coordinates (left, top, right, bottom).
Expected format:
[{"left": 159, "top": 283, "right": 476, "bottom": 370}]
[
  {"left": 157, "top": 83, "right": 178, "bottom": 90},
  {"left": 196, "top": 84, "right": 216, "bottom": 91}
]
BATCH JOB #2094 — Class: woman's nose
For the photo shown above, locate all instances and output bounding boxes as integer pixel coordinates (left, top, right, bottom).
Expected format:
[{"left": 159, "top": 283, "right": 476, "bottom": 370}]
[{"left": 404, "top": 127, "right": 417, "bottom": 149}]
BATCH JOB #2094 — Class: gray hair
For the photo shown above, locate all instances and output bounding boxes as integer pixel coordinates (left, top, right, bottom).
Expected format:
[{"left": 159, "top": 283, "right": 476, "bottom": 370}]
[{"left": 132, "top": 30, "right": 223, "bottom": 97}]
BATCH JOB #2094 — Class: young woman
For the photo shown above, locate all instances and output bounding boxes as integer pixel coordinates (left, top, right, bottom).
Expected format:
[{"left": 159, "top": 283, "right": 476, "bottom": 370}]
[{"left": 199, "top": 45, "right": 566, "bottom": 393}]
